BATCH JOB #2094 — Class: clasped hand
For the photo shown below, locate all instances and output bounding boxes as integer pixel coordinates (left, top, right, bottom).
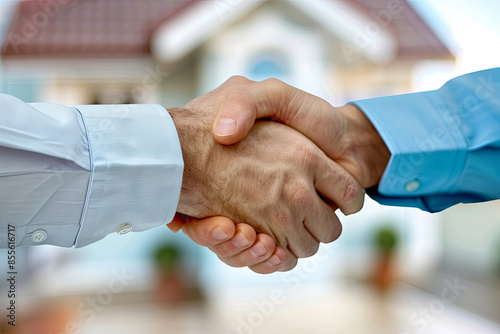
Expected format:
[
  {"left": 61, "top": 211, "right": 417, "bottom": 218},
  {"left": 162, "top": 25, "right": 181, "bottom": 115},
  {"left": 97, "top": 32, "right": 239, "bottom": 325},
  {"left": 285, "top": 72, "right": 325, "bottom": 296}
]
[{"left": 168, "top": 76, "right": 390, "bottom": 273}]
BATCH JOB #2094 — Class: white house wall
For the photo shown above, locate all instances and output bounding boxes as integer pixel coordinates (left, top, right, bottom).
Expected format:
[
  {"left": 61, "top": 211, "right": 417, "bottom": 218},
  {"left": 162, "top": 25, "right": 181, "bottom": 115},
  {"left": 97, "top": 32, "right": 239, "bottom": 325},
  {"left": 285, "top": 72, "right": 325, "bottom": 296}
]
[{"left": 198, "top": 9, "right": 328, "bottom": 97}]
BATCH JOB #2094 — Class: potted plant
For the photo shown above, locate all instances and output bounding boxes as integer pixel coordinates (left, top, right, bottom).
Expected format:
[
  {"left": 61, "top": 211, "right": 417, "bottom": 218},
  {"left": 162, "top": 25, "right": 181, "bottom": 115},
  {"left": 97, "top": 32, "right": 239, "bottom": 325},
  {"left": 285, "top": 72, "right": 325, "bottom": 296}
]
[
  {"left": 152, "top": 243, "right": 187, "bottom": 303},
  {"left": 372, "top": 226, "right": 399, "bottom": 291}
]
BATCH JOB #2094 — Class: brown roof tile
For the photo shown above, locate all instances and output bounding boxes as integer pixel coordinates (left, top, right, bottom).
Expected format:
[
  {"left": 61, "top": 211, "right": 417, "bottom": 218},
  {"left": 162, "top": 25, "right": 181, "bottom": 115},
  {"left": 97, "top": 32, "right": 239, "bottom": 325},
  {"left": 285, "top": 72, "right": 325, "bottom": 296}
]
[
  {"left": 2, "top": 0, "right": 196, "bottom": 56},
  {"left": 351, "top": 0, "right": 453, "bottom": 59},
  {"left": 1, "top": 0, "right": 452, "bottom": 60}
]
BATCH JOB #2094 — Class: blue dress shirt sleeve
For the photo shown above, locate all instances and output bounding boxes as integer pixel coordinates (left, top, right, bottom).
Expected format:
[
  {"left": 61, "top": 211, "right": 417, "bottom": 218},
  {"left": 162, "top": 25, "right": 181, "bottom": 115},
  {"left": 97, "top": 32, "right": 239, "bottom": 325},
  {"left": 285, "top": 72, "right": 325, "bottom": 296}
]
[
  {"left": 0, "top": 94, "right": 183, "bottom": 248},
  {"left": 351, "top": 68, "right": 500, "bottom": 212}
]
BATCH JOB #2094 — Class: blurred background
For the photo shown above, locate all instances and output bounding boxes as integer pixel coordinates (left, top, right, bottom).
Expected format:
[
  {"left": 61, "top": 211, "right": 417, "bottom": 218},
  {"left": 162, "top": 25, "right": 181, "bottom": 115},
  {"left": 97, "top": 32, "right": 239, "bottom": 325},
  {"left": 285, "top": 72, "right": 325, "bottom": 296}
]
[{"left": 0, "top": 0, "right": 499, "bottom": 333}]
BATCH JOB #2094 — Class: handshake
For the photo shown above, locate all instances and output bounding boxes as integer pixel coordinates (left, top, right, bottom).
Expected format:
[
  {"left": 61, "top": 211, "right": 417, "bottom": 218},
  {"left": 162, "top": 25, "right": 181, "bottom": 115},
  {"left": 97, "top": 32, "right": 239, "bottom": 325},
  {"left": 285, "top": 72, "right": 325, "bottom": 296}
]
[{"left": 167, "top": 76, "right": 391, "bottom": 274}]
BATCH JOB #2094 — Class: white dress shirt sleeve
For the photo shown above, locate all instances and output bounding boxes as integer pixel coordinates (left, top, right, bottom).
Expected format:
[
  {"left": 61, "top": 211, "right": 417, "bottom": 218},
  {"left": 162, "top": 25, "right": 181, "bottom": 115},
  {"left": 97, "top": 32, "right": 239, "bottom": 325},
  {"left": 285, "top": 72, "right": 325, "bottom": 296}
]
[{"left": 0, "top": 94, "right": 183, "bottom": 248}]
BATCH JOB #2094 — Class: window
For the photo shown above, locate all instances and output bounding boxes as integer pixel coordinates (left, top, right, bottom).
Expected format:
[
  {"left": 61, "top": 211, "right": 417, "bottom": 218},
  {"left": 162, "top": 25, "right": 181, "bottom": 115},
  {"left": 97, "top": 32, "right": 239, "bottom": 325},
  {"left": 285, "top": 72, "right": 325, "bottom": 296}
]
[{"left": 247, "top": 53, "right": 288, "bottom": 82}]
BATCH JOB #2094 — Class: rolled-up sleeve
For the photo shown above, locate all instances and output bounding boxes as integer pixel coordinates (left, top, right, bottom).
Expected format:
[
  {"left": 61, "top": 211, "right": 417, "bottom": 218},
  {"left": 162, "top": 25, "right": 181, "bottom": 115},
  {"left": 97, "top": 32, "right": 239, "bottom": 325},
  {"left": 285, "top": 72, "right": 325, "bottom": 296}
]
[
  {"left": 351, "top": 68, "right": 500, "bottom": 212},
  {"left": 0, "top": 94, "right": 183, "bottom": 248}
]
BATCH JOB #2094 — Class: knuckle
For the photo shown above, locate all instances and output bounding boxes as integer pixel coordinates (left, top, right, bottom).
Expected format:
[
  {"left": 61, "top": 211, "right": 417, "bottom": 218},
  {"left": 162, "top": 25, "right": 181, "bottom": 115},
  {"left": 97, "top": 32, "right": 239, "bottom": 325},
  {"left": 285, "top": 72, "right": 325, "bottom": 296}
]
[
  {"left": 223, "top": 89, "right": 247, "bottom": 105},
  {"left": 262, "top": 77, "right": 288, "bottom": 101},
  {"left": 341, "top": 177, "right": 364, "bottom": 215},
  {"left": 270, "top": 210, "right": 295, "bottom": 247},
  {"left": 343, "top": 176, "right": 361, "bottom": 203},
  {"left": 324, "top": 223, "right": 342, "bottom": 243},
  {"left": 227, "top": 75, "right": 251, "bottom": 86},
  {"left": 298, "top": 240, "right": 319, "bottom": 258},
  {"left": 273, "top": 209, "right": 294, "bottom": 233},
  {"left": 261, "top": 78, "right": 299, "bottom": 122},
  {"left": 293, "top": 141, "right": 320, "bottom": 166},
  {"left": 280, "top": 257, "right": 298, "bottom": 272},
  {"left": 284, "top": 178, "right": 314, "bottom": 210},
  {"left": 304, "top": 218, "right": 338, "bottom": 244},
  {"left": 263, "top": 77, "right": 284, "bottom": 86},
  {"left": 301, "top": 242, "right": 320, "bottom": 258},
  {"left": 310, "top": 242, "right": 320, "bottom": 256}
]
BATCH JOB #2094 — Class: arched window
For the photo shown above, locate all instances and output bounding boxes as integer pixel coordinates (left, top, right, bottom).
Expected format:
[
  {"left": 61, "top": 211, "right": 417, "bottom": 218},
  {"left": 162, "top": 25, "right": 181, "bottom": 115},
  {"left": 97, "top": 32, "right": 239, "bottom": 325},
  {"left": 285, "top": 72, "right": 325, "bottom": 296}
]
[{"left": 247, "top": 53, "right": 288, "bottom": 82}]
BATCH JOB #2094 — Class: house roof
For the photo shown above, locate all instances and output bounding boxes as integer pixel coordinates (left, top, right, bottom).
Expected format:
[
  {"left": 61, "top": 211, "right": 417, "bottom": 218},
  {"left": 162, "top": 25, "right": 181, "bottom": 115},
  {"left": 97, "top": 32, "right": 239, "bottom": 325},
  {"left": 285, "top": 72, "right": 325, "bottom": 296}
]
[
  {"left": 1, "top": 0, "right": 452, "bottom": 60},
  {"left": 352, "top": 0, "right": 452, "bottom": 59},
  {"left": 1, "top": 0, "right": 197, "bottom": 57}
]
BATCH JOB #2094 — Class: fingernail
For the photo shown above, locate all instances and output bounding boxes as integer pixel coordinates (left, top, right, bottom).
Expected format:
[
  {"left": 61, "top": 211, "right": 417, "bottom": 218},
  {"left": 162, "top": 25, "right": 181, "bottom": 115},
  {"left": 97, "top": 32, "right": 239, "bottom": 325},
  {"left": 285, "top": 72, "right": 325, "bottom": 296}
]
[
  {"left": 266, "top": 255, "right": 282, "bottom": 267},
  {"left": 214, "top": 118, "right": 236, "bottom": 137},
  {"left": 249, "top": 242, "right": 267, "bottom": 257},
  {"left": 211, "top": 227, "right": 230, "bottom": 241},
  {"left": 231, "top": 231, "right": 250, "bottom": 248}
]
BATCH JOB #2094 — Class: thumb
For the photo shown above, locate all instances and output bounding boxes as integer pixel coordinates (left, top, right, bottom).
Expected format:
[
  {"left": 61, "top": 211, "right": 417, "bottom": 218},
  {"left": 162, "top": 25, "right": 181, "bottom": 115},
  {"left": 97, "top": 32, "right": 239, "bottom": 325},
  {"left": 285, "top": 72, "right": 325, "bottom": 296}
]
[
  {"left": 212, "top": 78, "right": 293, "bottom": 145},
  {"left": 213, "top": 78, "right": 343, "bottom": 164},
  {"left": 211, "top": 78, "right": 336, "bottom": 148},
  {"left": 212, "top": 100, "right": 258, "bottom": 146}
]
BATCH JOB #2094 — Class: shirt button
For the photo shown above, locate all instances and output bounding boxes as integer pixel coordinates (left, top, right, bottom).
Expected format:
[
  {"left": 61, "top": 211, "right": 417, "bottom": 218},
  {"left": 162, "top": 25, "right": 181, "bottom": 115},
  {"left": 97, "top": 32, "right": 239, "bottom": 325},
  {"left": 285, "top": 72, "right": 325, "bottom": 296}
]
[
  {"left": 116, "top": 223, "right": 133, "bottom": 235},
  {"left": 31, "top": 229, "right": 48, "bottom": 243},
  {"left": 405, "top": 180, "right": 420, "bottom": 192}
]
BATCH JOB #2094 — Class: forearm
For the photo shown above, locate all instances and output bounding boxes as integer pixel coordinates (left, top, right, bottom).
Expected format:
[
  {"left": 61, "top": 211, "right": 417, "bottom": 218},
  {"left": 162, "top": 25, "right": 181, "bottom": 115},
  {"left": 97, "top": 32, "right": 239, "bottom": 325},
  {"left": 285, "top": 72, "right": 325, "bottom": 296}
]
[
  {"left": 167, "top": 106, "right": 216, "bottom": 218},
  {"left": 337, "top": 104, "right": 390, "bottom": 188},
  {"left": 348, "top": 68, "right": 500, "bottom": 212}
]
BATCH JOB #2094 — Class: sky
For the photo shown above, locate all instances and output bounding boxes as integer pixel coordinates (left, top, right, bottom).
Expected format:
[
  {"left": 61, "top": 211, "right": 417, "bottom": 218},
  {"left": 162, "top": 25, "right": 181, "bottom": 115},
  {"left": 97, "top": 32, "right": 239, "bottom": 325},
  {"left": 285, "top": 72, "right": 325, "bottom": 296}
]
[{"left": 410, "top": 0, "right": 500, "bottom": 73}]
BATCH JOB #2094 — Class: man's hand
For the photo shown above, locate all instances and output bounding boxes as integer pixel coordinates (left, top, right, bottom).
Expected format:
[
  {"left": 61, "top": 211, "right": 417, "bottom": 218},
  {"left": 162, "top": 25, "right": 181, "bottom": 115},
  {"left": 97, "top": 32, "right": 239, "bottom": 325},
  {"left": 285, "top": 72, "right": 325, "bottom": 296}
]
[
  {"left": 167, "top": 80, "right": 365, "bottom": 271},
  {"left": 211, "top": 76, "right": 391, "bottom": 188},
  {"left": 169, "top": 214, "right": 287, "bottom": 274},
  {"left": 175, "top": 76, "right": 391, "bottom": 273}
]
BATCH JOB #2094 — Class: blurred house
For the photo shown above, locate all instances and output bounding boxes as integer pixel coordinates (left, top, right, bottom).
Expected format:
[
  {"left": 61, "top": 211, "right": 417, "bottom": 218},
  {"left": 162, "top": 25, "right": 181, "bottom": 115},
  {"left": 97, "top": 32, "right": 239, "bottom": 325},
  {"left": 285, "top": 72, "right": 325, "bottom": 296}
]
[
  {"left": 1, "top": 0, "right": 453, "bottom": 107},
  {"left": 2, "top": 2, "right": 500, "bottom": 332}
]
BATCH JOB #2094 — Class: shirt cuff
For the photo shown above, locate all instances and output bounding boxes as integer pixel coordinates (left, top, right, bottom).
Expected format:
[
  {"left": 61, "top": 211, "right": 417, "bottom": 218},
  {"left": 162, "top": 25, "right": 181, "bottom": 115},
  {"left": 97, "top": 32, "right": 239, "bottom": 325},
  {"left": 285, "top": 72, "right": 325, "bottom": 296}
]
[
  {"left": 73, "top": 104, "right": 183, "bottom": 247},
  {"left": 350, "top": 91, "right": 468, "bottom": 197}
]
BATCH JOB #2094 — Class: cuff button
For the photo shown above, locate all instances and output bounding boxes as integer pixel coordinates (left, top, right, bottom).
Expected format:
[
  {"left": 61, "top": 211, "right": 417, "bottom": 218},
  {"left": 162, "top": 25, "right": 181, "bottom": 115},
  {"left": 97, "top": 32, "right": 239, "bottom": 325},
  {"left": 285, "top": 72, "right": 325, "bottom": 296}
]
[
  {"left": 31, "top": 229, "right": 48, "bottom": 243},
  {"left": 116, "top": 223, "right": 133, "bottom": 235},
  {"left": 405, "top": 180, "right": 420, "bottom": 192}
]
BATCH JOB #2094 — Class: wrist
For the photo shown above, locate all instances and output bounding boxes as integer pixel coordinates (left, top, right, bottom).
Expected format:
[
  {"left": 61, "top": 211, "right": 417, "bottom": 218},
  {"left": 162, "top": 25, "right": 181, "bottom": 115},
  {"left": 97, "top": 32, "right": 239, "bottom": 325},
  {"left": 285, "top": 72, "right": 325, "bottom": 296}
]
[
  {"left": 337, "top": 104, "right": 390, "bottom": 188},
  {"left": 168, "top": 107, "right": 215, "bottom": 217}
]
